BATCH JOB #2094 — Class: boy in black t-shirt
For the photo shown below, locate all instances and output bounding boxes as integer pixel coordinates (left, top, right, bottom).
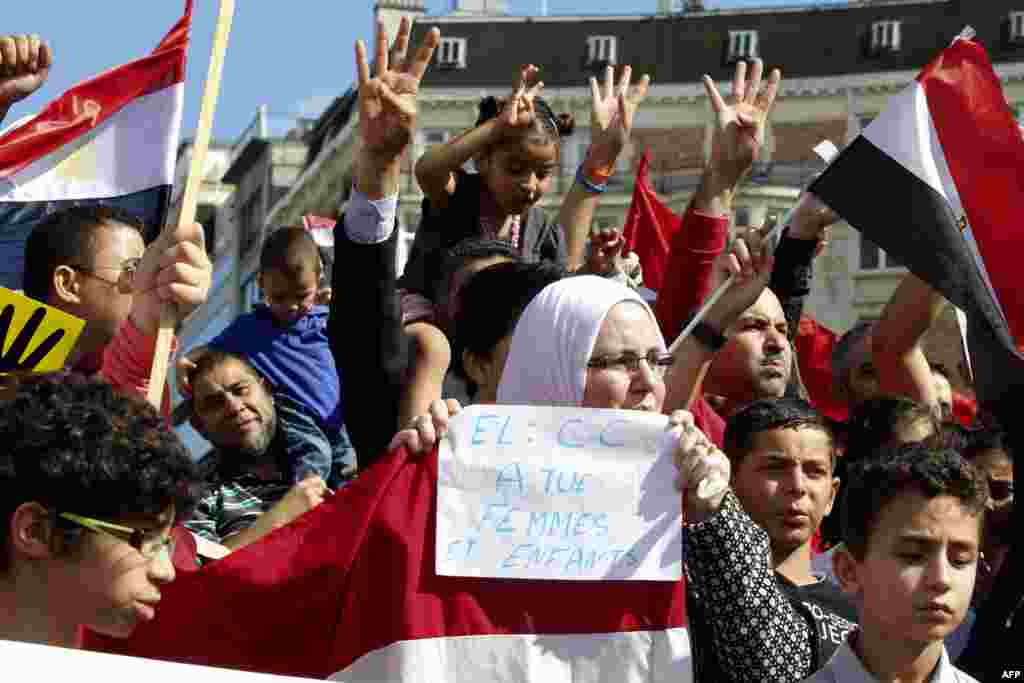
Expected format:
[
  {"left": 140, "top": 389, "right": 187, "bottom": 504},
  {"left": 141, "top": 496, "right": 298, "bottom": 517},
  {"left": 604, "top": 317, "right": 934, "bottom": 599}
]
[{"left": 676, "top": 398, "right": 857, "bottom": 682}]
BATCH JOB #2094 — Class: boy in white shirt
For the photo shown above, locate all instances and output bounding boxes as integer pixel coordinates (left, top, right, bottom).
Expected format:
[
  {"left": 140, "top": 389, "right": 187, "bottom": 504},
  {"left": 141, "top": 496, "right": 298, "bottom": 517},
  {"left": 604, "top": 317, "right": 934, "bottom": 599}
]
[{"left": 805, "top": 443, "right": 985, "bottom": 682}]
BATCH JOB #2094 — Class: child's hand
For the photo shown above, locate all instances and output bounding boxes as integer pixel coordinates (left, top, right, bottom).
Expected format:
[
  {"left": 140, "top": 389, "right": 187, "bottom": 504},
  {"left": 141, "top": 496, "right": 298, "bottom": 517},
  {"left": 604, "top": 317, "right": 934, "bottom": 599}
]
[
  {"left": 497, "top": 64, "right": 544, "bottom": 133},
  {"left": 585, "top": 227, "right": 627, "bottom": 277},
  {"left": 586, "top": 65, "right": 651, "bottom": 176}
]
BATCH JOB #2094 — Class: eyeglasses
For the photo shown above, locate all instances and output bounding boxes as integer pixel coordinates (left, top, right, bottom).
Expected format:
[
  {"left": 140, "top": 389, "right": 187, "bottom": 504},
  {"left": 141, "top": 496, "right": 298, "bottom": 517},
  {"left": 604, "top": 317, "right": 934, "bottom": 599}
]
[
  {"left": 69, "top": 258, "right": 141, "bottom": 294},
  {"left": 58, "top": 512, "right": 176, "bottom": 561},
  {"left": 587, "top": 350, "right": 674, "bottom": 378}
]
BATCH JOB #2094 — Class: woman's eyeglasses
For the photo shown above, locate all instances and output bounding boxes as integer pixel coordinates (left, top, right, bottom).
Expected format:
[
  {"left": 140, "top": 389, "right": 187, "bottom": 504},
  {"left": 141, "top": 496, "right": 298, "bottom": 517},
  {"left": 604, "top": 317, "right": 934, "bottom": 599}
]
[
  {"left": 587, "top": 350, "right": 674, "bottom": 378},
  {"left": 58, "top": 511, "right": 175, "bottom": 561}
]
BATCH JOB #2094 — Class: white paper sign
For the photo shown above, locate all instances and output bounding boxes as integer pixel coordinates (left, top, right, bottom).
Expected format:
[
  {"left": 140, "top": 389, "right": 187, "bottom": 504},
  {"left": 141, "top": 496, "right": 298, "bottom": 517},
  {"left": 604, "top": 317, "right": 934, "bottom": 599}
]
[
  {"left": 0, "top": 639, "right": 310, "bottom": 682},
  {"left": 436, "top": 405, "right": 682, "bottom": 582}
]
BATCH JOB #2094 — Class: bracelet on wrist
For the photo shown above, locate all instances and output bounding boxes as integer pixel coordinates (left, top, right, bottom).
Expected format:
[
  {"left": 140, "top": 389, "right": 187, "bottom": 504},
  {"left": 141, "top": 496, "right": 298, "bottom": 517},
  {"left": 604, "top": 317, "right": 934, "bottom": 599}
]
[
  {"left": 684, "top": 315, "right": 727, "bottom": 352},
  {"left": 576, "top": 164, "right": 608, "bottom": 194}
]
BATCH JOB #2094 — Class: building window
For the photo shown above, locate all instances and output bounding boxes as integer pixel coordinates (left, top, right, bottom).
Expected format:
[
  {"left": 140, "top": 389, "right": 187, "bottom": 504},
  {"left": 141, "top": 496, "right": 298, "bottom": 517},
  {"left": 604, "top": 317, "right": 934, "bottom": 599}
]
[
  {"left": 1010, "top": 12, "right": 1024, "bottom": 43},
  {"left": 859, "top": 237, "right": 902, "bottom": 270},
  {"left": 438, "top": 37, "right": 467, "bottom": 69},
  {"left": 727, "top": 30, "right": 758, "bottom": 62},
  {"left": 425, "top": 130, "right": 450, "bottom": 145},
  {"left": 587, "top": 36, "right": 618, "bottom": 65},
  {"left": 870, "top": 20, "right": 902, "bottom": 53}
]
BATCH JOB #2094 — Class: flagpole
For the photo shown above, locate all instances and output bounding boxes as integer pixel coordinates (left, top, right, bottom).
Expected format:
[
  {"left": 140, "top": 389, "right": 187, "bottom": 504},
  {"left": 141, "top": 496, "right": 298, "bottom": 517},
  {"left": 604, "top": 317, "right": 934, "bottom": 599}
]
[{"left": 147, "top": 0, "right": 236, "bottom": 408}]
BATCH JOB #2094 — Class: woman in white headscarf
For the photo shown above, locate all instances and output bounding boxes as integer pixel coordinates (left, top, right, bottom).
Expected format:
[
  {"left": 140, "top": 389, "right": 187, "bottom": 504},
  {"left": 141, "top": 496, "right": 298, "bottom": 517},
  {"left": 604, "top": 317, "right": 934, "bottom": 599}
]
[
  {"left": 496, "top": 274, "right": 670, "bottom": 411},
  {"left": 393, "top": 229, "right": 771, "bottom": 451},
  {"left": 391, "top": 271, "right": 684, "bottom": 452}
]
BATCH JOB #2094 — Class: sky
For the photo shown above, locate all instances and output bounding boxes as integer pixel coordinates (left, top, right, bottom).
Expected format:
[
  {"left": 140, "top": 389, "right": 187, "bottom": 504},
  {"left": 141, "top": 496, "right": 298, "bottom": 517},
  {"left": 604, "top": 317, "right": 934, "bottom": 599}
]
[{"left": 0, "top": 0, "right": 819, "bottom": 144}]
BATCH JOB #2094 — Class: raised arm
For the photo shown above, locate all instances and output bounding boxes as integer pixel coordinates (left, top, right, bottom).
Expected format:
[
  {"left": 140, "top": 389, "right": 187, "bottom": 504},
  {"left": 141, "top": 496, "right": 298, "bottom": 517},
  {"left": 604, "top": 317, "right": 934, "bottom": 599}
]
[
  {"left": 663, "top": 228, "right": 773, "bottom": 414},
  {"left": 662, "top": 59, "right": 781, "bottom": 412},
  {"left": 414, "top": 64, "right": 541, "bottom": 207},
  {"left": 770, "top": 192, "right": 836, "bottom": 345},
  {"left": 0, "top": 35, "right": 51, "bottom": 126},
  {"left": 658, "top": 59, "right": 780, "bottom": 345},
  {"left": 872, "top": 270, "right": 945, "bottom": 411},
  {"left": 558, "top": 65, "right": 650, "bottom": 271},
  {"left": 330, "top": 19, "right": 439, "bottom": 464},
  {"left": 671, "top": 411, "right": 814, "bottom": 681}
]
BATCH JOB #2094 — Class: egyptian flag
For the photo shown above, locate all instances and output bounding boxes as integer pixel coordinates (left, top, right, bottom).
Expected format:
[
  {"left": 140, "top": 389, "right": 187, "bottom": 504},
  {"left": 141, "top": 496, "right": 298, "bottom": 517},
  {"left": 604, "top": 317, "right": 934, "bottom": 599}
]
[
  {"left": 0, "top": 2, "right": 190, "bottom": 290},
  {"left": 622, "top": 150, "right": 681, "bottom": 292},
  {"left": 809, "top": 29, "right": 1024, "bottom": 423},
  {"left": 86, "top": 446, "right": 690, "bottom": 681},
  {"left": 809, "top": 32, "right": 1024, "bottom": 673}
]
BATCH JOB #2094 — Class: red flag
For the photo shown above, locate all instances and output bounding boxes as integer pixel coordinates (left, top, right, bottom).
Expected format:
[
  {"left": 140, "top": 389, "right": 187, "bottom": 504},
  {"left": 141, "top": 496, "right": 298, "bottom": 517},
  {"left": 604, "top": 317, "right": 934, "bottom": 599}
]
[
  {"left": 795, "top": 316, "right": 849, "bottom": 422},
  {"left": 952, "top": 391, "right": 977, "bottom": 427},
  {"left": 86, "top": 447, "right": 691, "bottom": 681},
  {"left": 621, "top": 151, "right": 681, "bottom": 291}
]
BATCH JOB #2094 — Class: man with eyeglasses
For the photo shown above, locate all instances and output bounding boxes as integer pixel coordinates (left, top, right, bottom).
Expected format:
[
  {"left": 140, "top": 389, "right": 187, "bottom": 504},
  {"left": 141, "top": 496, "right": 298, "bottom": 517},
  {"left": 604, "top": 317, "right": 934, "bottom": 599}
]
[
  {"left": 0, "top": 373, "right": 199, "bottom": 646},
  {"left": 22, "top": 205, "right": 211, "bottom": 413}
]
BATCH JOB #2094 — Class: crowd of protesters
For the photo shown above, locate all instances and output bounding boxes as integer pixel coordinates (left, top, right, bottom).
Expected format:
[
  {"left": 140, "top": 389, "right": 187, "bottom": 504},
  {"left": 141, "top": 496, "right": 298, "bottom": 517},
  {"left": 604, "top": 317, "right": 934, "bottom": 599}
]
[{"left": 0, "top": 20, "right": 1018, "bottom": 683}]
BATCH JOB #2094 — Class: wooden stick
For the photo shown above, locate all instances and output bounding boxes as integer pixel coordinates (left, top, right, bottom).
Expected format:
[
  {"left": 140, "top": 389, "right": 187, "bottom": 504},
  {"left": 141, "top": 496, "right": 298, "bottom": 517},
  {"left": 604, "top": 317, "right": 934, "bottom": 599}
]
[{"left": 147, "top": 0, "right": 236, "bottom": 408}]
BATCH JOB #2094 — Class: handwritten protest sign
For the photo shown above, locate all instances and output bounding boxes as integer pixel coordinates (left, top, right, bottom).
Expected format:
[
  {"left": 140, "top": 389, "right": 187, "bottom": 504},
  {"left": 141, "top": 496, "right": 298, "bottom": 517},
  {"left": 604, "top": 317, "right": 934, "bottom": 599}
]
[
  {"left": 0, "top": 639, "right": 310, "bottom": 682},
  {"left": 0, "top": 287, "right": 85, "bottom": 373},
  {"left": 437, "top": 405, "right": 682, "bottom": 582}
]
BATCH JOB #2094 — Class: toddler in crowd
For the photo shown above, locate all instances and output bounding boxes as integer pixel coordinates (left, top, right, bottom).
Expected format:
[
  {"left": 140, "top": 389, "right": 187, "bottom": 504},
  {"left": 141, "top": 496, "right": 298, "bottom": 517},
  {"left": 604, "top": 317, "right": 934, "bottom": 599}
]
[{"left": 177, "top": 227, "right": 356, "bottom": 489}]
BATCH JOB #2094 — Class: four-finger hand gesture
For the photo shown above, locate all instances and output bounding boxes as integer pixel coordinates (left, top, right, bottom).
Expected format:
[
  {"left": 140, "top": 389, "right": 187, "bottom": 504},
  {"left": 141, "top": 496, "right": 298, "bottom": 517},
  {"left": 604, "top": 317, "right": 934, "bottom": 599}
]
[
  {"left": 588, "top": 65, "right": 650, "bottom": 170},
  {"left": 0, "top": 35, "right": 52, "bottom": 111},
  {"left": 703, "top": 59, "right": 781, "bottom": 189},
  {"left": 356, "top": 18, "right": 439, "bottom": 162}
]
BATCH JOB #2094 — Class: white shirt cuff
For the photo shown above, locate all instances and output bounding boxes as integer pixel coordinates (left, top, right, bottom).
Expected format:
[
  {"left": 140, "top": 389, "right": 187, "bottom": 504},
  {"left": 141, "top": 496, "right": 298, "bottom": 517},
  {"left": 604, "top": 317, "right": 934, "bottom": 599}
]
[{"left": 344, "top": 187, "right": 399, "bottom": 244}]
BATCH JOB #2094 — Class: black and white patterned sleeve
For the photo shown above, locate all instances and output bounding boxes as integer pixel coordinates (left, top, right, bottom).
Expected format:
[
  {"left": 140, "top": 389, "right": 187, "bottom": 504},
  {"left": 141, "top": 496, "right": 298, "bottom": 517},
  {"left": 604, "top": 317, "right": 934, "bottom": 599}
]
[{"left": 683, "top": 491, "right": 814, "bottom": 682}]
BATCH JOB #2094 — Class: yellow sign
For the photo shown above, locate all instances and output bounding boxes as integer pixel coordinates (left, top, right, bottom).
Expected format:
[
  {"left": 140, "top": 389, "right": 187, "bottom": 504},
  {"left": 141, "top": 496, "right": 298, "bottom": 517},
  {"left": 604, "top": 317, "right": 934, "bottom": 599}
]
[{"left": 0, "top": 287, "right": 85, "bottom": 373}]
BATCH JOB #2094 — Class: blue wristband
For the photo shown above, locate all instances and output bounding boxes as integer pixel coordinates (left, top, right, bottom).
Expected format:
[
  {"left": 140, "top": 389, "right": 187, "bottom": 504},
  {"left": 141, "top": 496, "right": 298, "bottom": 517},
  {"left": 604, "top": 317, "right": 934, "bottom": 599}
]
[{"left": 576, "top": 164, "right": 608, "bottom": 194}]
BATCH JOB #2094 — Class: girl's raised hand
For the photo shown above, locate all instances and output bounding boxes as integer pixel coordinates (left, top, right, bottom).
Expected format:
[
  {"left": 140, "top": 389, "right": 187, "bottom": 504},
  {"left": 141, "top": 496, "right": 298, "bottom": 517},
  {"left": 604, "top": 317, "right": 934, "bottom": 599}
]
[{"left": 499, "top": 64, "right": 544, "bottom": 132}]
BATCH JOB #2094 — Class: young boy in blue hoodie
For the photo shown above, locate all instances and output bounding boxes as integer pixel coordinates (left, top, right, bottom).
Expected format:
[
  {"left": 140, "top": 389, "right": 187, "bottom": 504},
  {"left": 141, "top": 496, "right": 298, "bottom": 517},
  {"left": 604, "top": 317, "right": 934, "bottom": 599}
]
[{"left": 178, "top": 227, "right": 355, "bottom": 489}]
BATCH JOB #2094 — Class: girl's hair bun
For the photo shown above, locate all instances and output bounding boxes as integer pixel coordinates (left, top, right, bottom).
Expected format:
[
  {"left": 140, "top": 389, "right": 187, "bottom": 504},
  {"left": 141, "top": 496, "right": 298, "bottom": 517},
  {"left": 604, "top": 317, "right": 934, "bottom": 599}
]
[
  {"left": 476, "top": 96, "right": 503, "bottom": 127},
  {"left": 555, "top": 112, "right": 576, "bottom": 138}
]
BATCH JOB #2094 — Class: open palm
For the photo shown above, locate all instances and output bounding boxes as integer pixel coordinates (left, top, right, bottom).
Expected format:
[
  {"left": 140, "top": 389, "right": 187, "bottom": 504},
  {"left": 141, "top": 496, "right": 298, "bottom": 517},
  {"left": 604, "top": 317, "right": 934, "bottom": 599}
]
[
  {"left": 703, "top": 59, "right": 781, "bottom": 186},
  {"left": 356, "top": 19, "right": 439, "bottom": 161},
  {"left": 589, "top": 65, "right": 650, "bottom": 169}
]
